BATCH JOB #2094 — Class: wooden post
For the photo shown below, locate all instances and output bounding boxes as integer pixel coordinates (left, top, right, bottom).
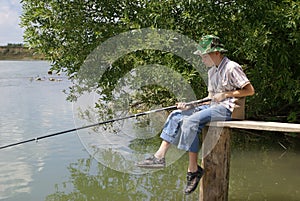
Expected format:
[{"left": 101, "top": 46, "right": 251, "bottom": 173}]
[{"left": 199, "top": 126, "right": 231, "bottom": 201}]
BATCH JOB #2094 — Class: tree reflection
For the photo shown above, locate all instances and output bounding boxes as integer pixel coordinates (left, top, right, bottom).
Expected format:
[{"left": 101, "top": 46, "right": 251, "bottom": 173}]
[
  {"left": 45, "top": 129, "right": 300, "bottom": 201},
  {"left": 45, "top": 154, "right": 199, "bottom": 201}
]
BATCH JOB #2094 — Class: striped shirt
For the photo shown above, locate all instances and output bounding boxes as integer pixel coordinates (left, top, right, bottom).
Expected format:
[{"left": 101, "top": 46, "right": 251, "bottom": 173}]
[{"left": 208, "top": 57, "right": 250, "bottom": 119}]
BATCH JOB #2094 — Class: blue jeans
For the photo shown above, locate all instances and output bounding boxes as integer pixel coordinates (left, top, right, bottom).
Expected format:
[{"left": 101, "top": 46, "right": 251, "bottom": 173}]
[{"left": 160, "top": 104, "right": 232, "bottom": 153}]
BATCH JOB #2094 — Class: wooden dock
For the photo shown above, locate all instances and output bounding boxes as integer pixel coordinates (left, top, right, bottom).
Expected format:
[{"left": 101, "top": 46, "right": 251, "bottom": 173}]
[{"left": 199, "top": 121, "right": 300, "bottom": 201}]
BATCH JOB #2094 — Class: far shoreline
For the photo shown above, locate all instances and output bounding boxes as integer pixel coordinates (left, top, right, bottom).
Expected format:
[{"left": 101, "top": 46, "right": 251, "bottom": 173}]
[{"left": 0, "top": 44, "right": 45, "bottom": 61}]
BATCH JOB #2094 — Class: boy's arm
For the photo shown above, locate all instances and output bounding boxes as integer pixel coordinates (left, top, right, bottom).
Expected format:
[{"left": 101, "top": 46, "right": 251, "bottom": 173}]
[{"left": 213, "top": 83, "right": 255, "bottom": 102}]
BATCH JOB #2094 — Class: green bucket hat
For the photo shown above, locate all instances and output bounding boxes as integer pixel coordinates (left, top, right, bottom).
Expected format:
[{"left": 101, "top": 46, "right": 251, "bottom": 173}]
[{"left": 193, "top": 35, "right": 227, "bottom": 55}]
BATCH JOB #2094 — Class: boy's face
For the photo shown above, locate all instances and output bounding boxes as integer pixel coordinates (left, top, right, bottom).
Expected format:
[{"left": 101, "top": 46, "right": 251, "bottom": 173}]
[
  {"left": 200, "top": 52, "right": 217, "bottom": 67},
  {"left": 201, "top": 52, "right": 220, "bottom": 67}
]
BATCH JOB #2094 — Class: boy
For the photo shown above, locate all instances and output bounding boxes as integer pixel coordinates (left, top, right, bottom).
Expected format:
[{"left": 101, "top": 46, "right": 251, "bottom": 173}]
[{"left": 137, "top": 35, "right": 255, "bottom": 194}]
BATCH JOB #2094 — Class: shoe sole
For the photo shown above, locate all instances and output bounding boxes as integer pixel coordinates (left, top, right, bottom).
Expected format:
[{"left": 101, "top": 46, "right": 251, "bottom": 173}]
[{"left": 136, "top": 164, "right": 165, "bottom": 169}]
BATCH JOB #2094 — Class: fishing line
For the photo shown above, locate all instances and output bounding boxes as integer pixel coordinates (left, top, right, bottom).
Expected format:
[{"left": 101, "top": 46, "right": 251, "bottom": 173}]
[{"left": 0, "top": 98, "right": 211, "bottom": 150}]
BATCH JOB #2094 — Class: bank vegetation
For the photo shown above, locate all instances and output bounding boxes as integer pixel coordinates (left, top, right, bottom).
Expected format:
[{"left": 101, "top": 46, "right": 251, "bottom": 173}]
[{"left": 0, "top": 44, "right": 44, "bottom": 60}]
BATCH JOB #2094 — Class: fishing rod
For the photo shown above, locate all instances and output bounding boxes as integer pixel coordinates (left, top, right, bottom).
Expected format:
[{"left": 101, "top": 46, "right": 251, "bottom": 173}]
[{"left": 0, "top": 98, "right": 211, "bottom": 150}]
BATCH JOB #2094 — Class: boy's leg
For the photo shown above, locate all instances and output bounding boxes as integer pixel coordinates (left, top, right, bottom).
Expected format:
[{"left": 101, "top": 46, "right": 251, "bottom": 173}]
[
  {"left": 136, "top": 140, "right": 171, "bottom": 168},
  {"left": 178, "top": 104, "right": 231, "bottom": 152},
  {"left": 136, "top": 109, "right": 189, "bottom": 168},
  {"left": 136, "top": 106, "right": 207, "bottom": 168},
  {"left": 182, "top": 105, "right": 231, "bottom": 194},
  {"left": 154, "top": 140, "right": 171, "bottom": 159},
  {"left": 184, "top": 151, "right": 204, "bottom": 194},
  {"left": 188, "top": 151, "right": 198, "bottom": 172}
]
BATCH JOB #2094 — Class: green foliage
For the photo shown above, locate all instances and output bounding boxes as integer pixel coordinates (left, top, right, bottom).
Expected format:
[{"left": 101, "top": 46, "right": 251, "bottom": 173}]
[{"left": 21, "top": 0, "right": 300, "bottom": 122}]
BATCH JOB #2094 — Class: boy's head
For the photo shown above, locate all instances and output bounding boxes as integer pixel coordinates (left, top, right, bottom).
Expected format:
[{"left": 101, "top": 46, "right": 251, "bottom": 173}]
[
  {"left": 194, "top": 35, "right": 227, "bottom": 67},
  {"left": 193, "top": 35, "right": 227, "bottom": 56}
]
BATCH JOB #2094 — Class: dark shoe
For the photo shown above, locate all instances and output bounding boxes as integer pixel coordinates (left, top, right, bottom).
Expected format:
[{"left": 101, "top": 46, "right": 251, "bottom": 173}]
[
  {"left": 137, "top": 155, "right": 166, "bottom": 168},
  {"left": 184, "top": 165, "right": 204, "bottom": 195}
]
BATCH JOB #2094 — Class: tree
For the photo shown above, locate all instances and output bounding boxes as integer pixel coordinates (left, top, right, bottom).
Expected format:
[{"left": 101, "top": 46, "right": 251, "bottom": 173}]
[{"left": 21, "top": 0, "right": 300, "bottom": 122}]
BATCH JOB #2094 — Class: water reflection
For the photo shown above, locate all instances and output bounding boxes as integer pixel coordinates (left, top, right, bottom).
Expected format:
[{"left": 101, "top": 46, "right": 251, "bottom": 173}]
[
  {"left": 0, "top": 61, "right": 79, "bottom": 200},
  {"left": 0, "top": 158, "right": 33, "bottom": 200},
  {"left": 46, "top": 131, "right": 300, "bottom": 201},
  {"left": 45, "top": 154, "right": 199, "bottom": 201},
  {"left": 230, "top": 131, "right": 300, "bottom": 201}
]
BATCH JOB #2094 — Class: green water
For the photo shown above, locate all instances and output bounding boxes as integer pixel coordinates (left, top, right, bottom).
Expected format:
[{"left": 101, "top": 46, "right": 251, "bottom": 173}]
[
  {"left": 0, "top": 61, "right": 299, "bottom": 201},
  {"left": 43, "top": 131, "right": 300, "bottom": 201}
]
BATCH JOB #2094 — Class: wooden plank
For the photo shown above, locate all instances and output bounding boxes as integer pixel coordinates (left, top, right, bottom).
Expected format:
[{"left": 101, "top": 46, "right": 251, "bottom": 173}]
[
  {"left": 199, "top": 127, "right": 231, "bottom": 201},
  {"left": 209, "top": 120, "right": 300, "bottom": 133}
]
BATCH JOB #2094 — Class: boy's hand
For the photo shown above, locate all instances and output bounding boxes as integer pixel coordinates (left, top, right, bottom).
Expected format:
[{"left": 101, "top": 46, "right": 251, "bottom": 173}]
[
  {"left": 176, "top": 102, "right": 190, "bottom": 110},
  {"left": 213, "top": 93, "right": 227, "bottom": 102}
]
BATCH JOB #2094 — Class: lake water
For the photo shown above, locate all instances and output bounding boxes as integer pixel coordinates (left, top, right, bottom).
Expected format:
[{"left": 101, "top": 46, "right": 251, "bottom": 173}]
[{"left": 0, "top": 61, "right": 299, "bottom": 201}]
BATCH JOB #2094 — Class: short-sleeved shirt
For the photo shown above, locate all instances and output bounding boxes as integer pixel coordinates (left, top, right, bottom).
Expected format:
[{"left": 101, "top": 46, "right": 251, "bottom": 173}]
[{"left": 208, "top": 57, "right": 250, "bottom": 119}]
